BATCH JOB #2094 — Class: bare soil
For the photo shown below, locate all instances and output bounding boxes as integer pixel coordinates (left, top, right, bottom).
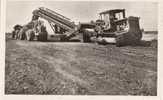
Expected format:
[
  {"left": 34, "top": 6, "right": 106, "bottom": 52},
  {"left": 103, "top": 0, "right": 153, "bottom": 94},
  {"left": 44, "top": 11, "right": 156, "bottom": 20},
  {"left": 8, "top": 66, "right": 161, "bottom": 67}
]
[{"left": 5, "top": 34, "right": 157, "bottom": 95}]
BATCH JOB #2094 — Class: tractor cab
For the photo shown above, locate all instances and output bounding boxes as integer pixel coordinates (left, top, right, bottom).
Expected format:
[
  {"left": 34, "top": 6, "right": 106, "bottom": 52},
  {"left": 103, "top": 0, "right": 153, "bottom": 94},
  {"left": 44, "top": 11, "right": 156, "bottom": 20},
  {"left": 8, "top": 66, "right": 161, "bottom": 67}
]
[{"left": 96, "top": 9, "right": 128, "bottom": 33}]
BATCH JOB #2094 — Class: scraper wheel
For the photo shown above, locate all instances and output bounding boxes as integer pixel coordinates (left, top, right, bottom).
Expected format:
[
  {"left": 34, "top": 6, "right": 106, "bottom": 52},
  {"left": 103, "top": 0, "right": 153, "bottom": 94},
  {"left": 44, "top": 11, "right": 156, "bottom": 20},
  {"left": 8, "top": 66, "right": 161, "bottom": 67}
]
[
  {"left": 83, "top": 32, "right": 91, "bottom": 43},
  {"left": 26, "top": 30, "right": 35, "bottom": 41},
  {"left": 38, "top": 32, "right": 47, "bottom": 42}
]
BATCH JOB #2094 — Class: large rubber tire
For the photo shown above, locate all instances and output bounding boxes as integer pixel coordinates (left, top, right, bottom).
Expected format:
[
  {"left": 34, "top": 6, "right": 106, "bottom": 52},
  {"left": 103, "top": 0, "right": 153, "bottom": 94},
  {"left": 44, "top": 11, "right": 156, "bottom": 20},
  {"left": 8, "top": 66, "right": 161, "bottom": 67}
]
[
  {"left": 12, "top": 31, "right": 15, "bottom": 39},
  {"left": 60, "top": 36, "right": 68, "bottom": 42},
  {"left": 26, "top": 30, "right": 35, "bottom": 41},
  {"left": 83, "top": 32, "right": 91, "bottom": 43},
  {"left": 38, "top": 32, "right": 48, "bottom": 42},
  {"left": 18, "top": 27, "right": 28, "bottom": 40},
  {"left": 19, "top": 32, "right": 26, "bottom": 40}
]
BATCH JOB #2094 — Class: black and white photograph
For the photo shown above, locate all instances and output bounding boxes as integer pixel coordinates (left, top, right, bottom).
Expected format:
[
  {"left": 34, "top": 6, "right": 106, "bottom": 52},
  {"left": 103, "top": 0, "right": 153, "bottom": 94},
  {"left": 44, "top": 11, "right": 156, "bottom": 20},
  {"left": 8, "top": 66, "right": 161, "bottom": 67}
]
[{"left": 2, "top": 0, "right": 160, "bottom": 98}]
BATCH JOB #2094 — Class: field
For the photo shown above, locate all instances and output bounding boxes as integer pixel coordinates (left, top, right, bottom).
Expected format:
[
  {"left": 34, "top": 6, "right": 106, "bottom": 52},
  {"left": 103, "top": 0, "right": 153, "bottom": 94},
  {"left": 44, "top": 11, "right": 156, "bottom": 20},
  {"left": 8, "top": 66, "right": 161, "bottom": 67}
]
[{"left": 5, "top": 33, "right": 157, "bottom": 95}]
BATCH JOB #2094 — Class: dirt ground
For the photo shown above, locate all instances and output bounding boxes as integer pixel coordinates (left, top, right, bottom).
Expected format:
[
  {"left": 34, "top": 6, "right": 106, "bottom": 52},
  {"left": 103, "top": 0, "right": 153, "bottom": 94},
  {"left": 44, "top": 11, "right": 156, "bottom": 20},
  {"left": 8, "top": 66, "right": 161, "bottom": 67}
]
[{"left": 5, "top": 34, "right": 157, "bottom": 95}]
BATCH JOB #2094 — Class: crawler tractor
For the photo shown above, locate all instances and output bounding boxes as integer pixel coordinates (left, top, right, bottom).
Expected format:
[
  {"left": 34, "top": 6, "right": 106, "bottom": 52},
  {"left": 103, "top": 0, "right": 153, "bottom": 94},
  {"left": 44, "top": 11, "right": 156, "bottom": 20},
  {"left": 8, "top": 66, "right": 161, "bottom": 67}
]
[{"left": 94, "top": 9, "right": 142, "bottom": 46}]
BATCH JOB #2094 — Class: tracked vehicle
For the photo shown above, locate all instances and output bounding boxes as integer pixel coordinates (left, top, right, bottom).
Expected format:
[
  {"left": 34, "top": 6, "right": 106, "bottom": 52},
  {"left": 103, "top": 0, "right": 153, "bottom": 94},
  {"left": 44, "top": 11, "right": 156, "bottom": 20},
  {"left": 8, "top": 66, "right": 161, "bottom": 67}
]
[{"left": 95, "top": 9, "right": 142, "bottom": 46}]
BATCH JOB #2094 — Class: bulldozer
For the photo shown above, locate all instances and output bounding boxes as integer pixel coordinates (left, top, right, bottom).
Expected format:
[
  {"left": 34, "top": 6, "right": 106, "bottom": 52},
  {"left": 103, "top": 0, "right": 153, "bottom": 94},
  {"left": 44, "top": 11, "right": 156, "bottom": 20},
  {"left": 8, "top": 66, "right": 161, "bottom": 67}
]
[{"left": 94, "top": 9, "right": 142, "bottom": 46}]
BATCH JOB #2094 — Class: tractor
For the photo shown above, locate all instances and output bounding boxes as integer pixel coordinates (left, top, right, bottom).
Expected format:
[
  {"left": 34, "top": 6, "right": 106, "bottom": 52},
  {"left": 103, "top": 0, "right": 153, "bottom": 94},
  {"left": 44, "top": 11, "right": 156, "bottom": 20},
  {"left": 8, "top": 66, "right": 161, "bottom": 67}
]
[
  {"left": 94, "top": 9, "right": 142, "bottom": 46},
  {"left": 15, "top": 15, "right": 48, "bottom": 41},
  {"left": 12, "top": 24, "right": 22, "bottom": 39},
  {"left": 12, "top": 7, "right": 96, "bottom": 42}
]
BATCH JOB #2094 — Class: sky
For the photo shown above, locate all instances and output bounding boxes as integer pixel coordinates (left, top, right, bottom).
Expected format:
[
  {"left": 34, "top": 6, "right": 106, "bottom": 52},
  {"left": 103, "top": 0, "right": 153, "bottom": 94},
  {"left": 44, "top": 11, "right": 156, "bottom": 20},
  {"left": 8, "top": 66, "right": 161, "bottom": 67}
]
[{"left": 6, "top": 1, "right": 158, "bottom": 32}]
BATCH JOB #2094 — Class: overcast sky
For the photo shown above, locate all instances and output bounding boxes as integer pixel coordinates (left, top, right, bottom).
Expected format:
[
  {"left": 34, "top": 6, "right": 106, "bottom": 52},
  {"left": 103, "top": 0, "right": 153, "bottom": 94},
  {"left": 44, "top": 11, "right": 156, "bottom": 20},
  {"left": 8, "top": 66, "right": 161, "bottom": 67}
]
[{"left": 6, "top": 1, "right": 157, "bottom": 32}]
